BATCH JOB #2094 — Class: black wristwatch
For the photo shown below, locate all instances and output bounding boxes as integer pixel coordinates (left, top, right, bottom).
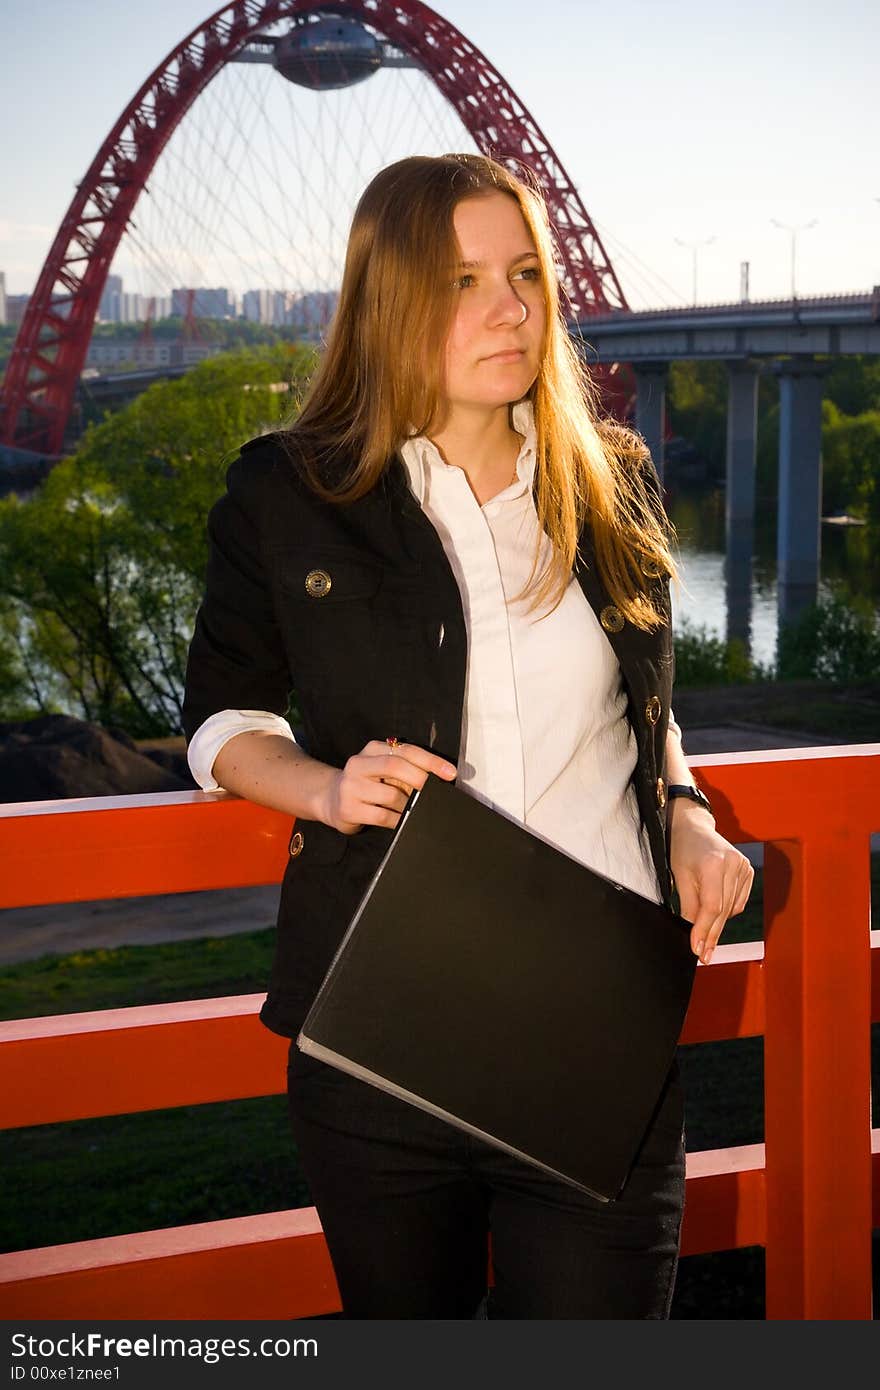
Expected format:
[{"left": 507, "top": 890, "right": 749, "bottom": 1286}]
[{"left": 666, "top": 783, "right": 714, "bottom": 816}]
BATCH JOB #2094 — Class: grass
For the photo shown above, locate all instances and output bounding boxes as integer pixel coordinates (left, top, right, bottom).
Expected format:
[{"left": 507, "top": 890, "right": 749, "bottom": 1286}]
[
  {"left": 1, "top": 854, "right": 877, "bottom": 1319},
  {"left": 0, "top": 928, "right": 276, "bottom": 1020},
  {"left": 671, "top": 678, "right": 880, "bottom": 744}
]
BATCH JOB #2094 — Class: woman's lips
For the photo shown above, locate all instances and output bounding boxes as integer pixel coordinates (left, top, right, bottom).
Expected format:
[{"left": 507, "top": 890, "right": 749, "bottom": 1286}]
[{"left": 483, "top": 349, "right": 525, "bottom": 363}]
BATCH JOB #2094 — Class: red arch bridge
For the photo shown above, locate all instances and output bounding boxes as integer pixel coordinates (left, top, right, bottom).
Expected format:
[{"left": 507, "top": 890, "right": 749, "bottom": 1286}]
[{"left": 0, "top": 0, "right": 629, "bottom": 458}]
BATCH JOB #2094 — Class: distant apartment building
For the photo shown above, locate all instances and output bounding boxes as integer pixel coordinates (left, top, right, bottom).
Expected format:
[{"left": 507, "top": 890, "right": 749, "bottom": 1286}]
[
  {"left": 242, "top": 288, "right": 274, "bottom": 324},
  {"left": 98, "top": 274, "right": 123, "bottom": 323},
  {"left": 243, "top": 287, "right": 338, "bottom": 331},
  {"left": 0, "top": 271, "right": 6, "bottom": 326},
  {"left": 130, "top": 294, "right": 172, "bottom": 323},
  {"left": 96, "top": 277, "right": 171, "bottom": 324},
  {"left": 243, "top": 288, "right": 297, "bottom": 327},
  {"left": 171, "top": 287, "right": 234, "bottom": 320},
  {"left": 84, "top": 340, "right": 220, "bottom": 370},
  {"left": 118, "top": 292, "right": 161, "bottom": 324},
  {"left": 6, "top": 294, "right": 30, "bottom": 327},
  {"left": 291, "top": 290, "right": 339, "bottom": 335}
]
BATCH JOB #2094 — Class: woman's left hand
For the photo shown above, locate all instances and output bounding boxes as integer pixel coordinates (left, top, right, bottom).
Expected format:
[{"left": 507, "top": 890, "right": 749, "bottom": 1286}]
[{"left": 668, "top": 802, "right": 755, "bottom": 964}]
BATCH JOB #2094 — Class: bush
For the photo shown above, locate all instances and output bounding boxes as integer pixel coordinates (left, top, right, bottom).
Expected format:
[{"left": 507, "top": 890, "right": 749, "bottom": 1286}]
[
  {"left": 777, "top": 593, "right": 880, "bottom": 682},
  {"left": 673, "top": 620, "right": 762, "bottom": 686}
]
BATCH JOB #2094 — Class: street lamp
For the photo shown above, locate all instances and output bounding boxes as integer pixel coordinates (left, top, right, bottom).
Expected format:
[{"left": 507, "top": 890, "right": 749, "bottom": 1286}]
[
  {"left": 674, "top": 236, "right": 716, "bottom": 306},
  {"left": 771, "top": 218, "right": 818, "bottom": 301}
]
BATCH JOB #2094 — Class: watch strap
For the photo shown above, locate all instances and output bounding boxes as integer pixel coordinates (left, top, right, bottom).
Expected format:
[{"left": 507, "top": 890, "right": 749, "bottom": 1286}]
[{"left": 666, "top": 782, "right": 714, "bottom": 816}]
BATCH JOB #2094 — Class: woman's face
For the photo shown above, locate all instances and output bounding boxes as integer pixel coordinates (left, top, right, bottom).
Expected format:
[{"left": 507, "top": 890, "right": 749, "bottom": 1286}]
[{"left": 441, "top": 191, "right": 547, "bottom": 420}]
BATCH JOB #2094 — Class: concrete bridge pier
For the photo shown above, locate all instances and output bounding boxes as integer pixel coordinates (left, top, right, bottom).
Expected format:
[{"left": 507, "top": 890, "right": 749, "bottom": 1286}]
[
  {"left": 725, "top": 364, "right": 760, "bottom": 652},
  {"left": 726, "top": 363, "right": 759, "bottom": 526},
  {"left": 634, "top": 363, "right": 668, "bottom": 482},
  {"left": 776, "top": 358, "right": 827, "bottom": 631}
]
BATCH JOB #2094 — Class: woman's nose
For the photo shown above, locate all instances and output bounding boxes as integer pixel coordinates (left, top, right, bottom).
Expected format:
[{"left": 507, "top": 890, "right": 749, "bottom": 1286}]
[{"left": 488, "top": 284, "right": 527, "bottom": 327}]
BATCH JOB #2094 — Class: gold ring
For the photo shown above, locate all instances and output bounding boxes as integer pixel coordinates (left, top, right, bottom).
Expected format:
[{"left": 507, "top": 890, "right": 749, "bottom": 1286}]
[{"left": 386, "top": 736, "right": 400, "bottom": 749}]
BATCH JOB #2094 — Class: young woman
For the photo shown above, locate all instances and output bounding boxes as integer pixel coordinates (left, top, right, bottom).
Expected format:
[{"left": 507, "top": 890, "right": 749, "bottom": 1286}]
[{"left": 182, "top": 153, "right": 754, "bottom": 1319}]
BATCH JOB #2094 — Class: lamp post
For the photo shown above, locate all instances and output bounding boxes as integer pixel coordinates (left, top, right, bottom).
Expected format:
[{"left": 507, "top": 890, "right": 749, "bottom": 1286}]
[
  {"left": 675, "top": 236, "right": 716, "bottom": 306},
  {"left": 771, "top": 218, "right": 818, "bottom": 301}
]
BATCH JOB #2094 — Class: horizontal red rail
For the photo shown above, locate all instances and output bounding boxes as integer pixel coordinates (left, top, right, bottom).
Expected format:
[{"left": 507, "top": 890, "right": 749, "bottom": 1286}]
[
  {"left": 0, "top": 789, "right": 291, "bottom": 907},
  {"left": 0, "top": 942, "right": 770, "bottom": 1131}
]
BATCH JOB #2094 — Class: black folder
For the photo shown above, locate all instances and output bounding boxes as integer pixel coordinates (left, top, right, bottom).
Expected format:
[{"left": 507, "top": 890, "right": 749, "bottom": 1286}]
[{"left": 297, "top": 774, "right": 697, "bottom": 1202}]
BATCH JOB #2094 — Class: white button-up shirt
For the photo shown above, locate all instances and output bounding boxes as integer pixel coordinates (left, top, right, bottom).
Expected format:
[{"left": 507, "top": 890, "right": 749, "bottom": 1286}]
[{"left": 188, "top": 403, "right": 677, "bottom": 901}]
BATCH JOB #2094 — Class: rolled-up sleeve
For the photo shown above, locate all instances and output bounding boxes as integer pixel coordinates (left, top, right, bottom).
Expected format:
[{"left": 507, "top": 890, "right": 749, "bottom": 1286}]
[
  {"left": 186, "top": 708, "right": 297, "bottom": 791},
  {"left": 182, "top": 453, "right": 292, "bottom": 746}
]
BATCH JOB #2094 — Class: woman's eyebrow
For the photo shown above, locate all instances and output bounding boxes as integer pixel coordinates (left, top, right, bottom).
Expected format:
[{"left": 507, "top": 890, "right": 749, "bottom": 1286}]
[{"left": 455, "top": 251, "right": 540, "bottom": 268}]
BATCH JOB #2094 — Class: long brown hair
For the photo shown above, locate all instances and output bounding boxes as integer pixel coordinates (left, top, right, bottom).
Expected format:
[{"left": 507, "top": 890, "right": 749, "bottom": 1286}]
[{"left": 286, "top": 153, "right": 676, "bottom": 628}]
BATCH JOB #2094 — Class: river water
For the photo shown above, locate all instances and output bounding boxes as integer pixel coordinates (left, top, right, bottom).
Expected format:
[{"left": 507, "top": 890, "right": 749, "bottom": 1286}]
[{"left": 666, "top": 483, "right": 879, "bottom": 670}]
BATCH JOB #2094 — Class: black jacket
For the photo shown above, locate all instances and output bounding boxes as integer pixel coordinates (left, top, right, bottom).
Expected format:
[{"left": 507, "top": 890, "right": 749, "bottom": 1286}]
[{"left": 183, "top": 433, "right": 675, "bottom": 1039}]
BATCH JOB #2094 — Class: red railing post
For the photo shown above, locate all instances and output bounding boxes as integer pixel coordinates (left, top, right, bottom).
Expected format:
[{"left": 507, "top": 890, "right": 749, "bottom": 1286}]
[{"left": 762, "top": 826, "right": 874, "bottom": 1319}]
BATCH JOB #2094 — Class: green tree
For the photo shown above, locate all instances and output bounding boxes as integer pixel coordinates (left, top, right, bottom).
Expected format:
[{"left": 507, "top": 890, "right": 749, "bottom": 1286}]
[
  {"left": 666, "top": 361, "right": 727, "bottom": 476},
  {"left": 823, "top": 356, "right": 880, "bottom": 417},
  {"left": 820, "top": 400, "right": 880, "bottom": 521},
  {"left": 0, "top": 345, "right": 314, "bottom": 734},
  {"left": 776, "top": 592, "right": 880, "bottom": 682}
]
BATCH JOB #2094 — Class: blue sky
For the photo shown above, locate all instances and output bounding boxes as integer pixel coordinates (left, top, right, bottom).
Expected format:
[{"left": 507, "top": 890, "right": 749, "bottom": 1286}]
[{"left": 2, "top": 0, "right": 878, "bottom": 306}]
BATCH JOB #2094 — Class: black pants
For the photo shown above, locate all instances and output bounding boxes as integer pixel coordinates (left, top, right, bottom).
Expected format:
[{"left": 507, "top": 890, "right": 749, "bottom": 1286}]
[{"left": 287, "top": 1045, "right": 685, "bottom": 1319}]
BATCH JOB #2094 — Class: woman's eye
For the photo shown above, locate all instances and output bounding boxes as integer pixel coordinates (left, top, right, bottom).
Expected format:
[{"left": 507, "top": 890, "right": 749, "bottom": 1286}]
[
  {"left": 513, "top": 266, "right": 541, "bottom": 282},
  {"left": 453, "top": 273, "right": 476, "bottom": 289}
]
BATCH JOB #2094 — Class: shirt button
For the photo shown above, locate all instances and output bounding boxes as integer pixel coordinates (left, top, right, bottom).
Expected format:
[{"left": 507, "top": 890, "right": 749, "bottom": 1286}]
[
  {"left": 304, "top": 569, "right": 332, "bottom": 598},
  {"left": 289, "top": 830, "right": 304, "bottom": 857},
  {"left": 640, "top": 556, "right": 664, "bottom": 580},
  {"left": 656, "top": 778, "right": 666, "bottom": 808},
  {"left": 645, "top": 695, "right": 662, "bottom": 725},
  {"left": 599, "top": 605, "right": 625, "bottom": 634}
]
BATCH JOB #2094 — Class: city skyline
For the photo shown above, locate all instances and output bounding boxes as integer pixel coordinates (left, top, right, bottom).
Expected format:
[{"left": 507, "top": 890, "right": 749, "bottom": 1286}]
[
  {"left": 2, "top": 273, "right": 340, "bottom": 329},
  {"left": 2, "top": 0, "right": 878, "bottom": 309}
]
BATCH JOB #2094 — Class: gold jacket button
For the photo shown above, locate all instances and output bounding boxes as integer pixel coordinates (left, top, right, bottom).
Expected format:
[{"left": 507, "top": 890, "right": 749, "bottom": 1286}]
[
  {"left": 289, "top": 830, "right": 304, "bottom": 857},
  {"left": 304, "top": 569, "right": 332, "bottom": 598},
  {"left": 640, "top": 556, "right": 664, "bottom": 580},
  {"left": 656, "top": 778, "right": 666, "bottom": 808},
  {"left": 599, "top": 604, "right": 625, "bottom": 634},
  {"left": 645, "top": 695, "right": 662, "bottom": 725}
]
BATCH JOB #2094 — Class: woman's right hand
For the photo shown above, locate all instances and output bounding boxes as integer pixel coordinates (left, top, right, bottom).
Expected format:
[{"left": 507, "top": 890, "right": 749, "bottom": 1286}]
[{"left": 319, "top": 740, "right": 458, "bottom": 835}]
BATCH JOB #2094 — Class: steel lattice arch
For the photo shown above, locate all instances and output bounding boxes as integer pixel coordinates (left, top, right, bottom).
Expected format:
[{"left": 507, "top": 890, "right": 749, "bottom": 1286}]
[{"left": 1, "top": 0, "right": 628, "bottom": 455}]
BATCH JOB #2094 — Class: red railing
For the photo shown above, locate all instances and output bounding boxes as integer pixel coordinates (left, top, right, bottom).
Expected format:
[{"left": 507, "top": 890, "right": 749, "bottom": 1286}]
[{"left": 1, "top": 745, "right": 877, "bottom": 1320}]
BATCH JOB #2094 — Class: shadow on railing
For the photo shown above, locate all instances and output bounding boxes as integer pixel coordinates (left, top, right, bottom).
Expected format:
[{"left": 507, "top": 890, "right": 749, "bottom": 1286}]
[{"left": 1, "top": 746, "right": 878, "bottom": 1320}]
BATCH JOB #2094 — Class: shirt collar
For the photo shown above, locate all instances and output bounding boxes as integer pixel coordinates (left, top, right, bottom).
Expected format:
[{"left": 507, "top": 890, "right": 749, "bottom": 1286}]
[{"left": 399, "top": 399, "right": 537, "bottom": 507}]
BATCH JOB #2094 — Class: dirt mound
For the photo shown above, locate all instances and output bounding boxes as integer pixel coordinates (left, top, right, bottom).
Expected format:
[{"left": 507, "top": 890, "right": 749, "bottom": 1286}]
[{"left": 0, "top": 714, "right": 196, "bottom": 803}]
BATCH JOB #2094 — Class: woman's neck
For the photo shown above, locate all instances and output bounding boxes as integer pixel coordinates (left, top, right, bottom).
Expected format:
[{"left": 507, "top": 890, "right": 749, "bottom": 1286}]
[{"left": 428, "top": 405, "right": 523, "bottom": 506}]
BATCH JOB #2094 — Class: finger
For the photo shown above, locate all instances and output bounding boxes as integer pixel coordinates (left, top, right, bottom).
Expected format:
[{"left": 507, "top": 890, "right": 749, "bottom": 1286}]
[
  {"left": 728, "top": 863, "right": 756, "bottom": 919},
  {"left": 356, "top": 806, "right": 403, "bottom": 831},
  {"left": 354, "top": 776, "right": 409, "bottom": 815},
  {"left": 363, "top": 742, "right": 457, "bottom": 781},
  {"left": 695, "top": 861, "right": 752, "bottom": 961},
  {"left": 686, "top": 879, "right": 731, "bottom": 960},
  {"left": 380, "top": 776, "right": 414, "bottom": 796},
  {"left": 684, "top": 882, "right": 724, "bottom": 948},
  {"left": 383, "top": 752, "right": 435, "bottom": 788},
  {"left": 698, "top": 912, "right": 730, "bottom": 964},
  {"left": 335, "top": 775, "right": 406, "bottom": 829},
  {"left": 728, "top": 861, "right": 750, "bottom": 917},
  {"left": 393, "top": 745, "right": 458, "bottom": 780}
]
